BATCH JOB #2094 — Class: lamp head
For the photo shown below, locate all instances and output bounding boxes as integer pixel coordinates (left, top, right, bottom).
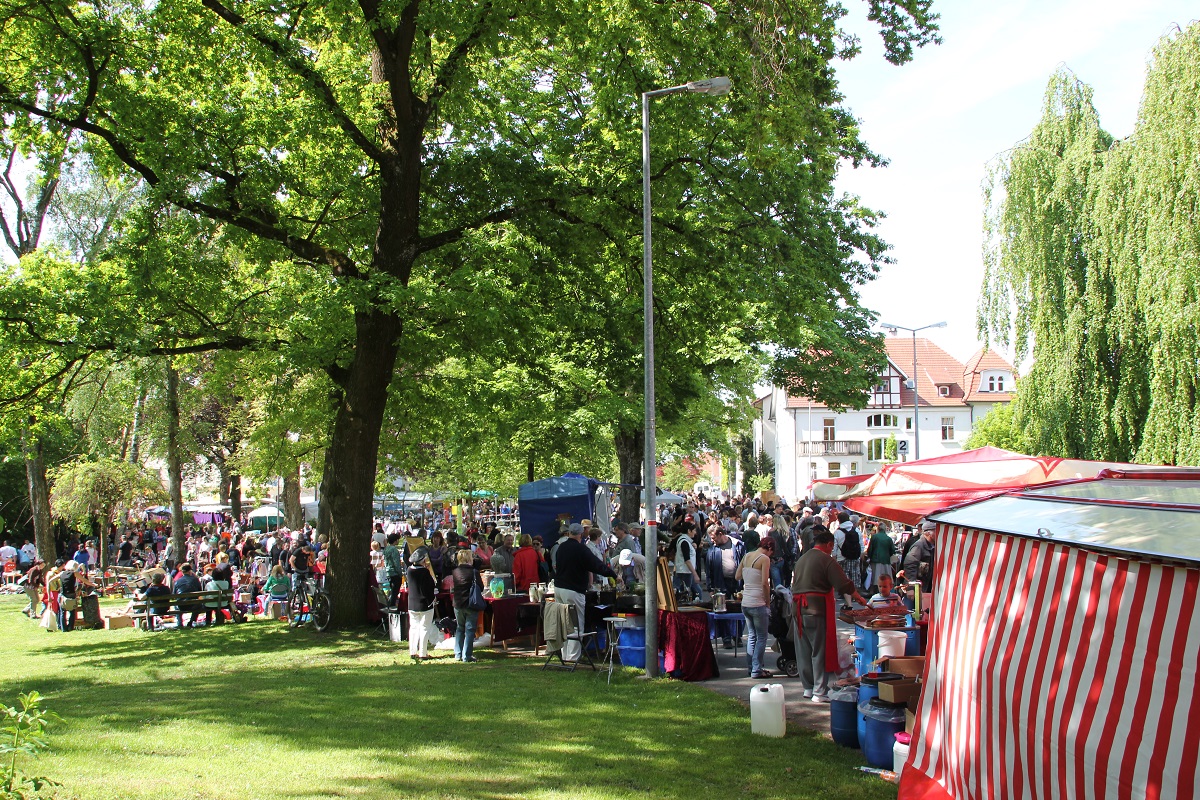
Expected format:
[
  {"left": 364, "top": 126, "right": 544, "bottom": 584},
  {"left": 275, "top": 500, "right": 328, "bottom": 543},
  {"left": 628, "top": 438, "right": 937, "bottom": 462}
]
[{"left": 687, "top": 77, "right": 731, "bottom": 96}]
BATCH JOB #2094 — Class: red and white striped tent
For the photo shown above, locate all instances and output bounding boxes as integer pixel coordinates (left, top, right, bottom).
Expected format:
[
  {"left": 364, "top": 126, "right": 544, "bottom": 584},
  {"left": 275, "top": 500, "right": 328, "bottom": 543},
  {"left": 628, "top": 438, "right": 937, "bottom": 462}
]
[{"left": 900, "top": 470, "right": 1200, "bottom": 800}]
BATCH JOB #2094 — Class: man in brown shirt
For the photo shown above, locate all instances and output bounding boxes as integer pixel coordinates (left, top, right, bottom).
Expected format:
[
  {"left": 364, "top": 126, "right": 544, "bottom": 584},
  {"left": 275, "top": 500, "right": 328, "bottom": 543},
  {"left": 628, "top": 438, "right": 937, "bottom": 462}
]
[{"left": 791, "top": 526, "right": 866, "bottom": 701}]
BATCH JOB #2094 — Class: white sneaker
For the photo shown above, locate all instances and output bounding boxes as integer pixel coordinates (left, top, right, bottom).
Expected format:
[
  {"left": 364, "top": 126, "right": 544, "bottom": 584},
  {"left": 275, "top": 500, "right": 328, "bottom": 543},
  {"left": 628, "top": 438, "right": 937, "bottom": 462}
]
[
  {"left": 811, "top": 694, "right": 830, "bottom": 704},
  {"left": 803, "top": 689, "right": 812, "bottom": 699}
]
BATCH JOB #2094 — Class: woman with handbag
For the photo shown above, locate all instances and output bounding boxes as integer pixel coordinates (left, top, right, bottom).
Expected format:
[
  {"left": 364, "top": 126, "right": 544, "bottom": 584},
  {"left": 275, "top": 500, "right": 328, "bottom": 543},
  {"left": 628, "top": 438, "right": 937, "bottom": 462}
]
[{"left": 451, "top": 549, "right": 485, "bottom": 662}]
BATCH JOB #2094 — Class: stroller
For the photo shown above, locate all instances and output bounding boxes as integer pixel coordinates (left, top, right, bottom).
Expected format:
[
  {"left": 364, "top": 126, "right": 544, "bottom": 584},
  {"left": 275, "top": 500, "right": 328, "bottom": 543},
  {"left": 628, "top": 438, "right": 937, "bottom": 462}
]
[{"left": 769, "top": 586, "right": 800, "bottom": 678}]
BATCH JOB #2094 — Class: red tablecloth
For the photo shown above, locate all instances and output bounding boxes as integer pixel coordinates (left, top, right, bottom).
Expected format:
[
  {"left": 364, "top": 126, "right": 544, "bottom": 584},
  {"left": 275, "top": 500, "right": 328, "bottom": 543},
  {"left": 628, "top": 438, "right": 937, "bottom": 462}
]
[
  {"left": 487, "top": 596, "right": 538, "bottom": 642},
  {"left": 658, "top": 610, "right": 719, "bottom": 681}
]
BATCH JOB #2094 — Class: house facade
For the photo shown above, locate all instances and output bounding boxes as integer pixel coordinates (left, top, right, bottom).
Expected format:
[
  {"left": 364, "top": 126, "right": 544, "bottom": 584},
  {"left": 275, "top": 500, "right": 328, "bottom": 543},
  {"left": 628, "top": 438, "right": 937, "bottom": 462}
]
[{"left": 754, "top": 338, "right": 1015, "bottom": 503}]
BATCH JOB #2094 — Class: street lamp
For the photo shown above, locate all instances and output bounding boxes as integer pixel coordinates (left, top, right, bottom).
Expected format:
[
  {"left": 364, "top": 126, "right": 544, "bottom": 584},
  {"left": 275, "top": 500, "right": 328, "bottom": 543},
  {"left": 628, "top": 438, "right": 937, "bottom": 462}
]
[
  {"left": 642, "top": 76, "right": 730, "bottom": 678},
  {"left": 880, "top": 321, "right": 947, "bottom": 461}
]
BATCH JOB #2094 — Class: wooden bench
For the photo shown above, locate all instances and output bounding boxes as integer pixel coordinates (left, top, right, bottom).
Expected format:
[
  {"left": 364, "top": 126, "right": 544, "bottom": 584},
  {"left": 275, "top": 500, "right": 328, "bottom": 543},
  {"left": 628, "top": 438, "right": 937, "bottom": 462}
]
[{"left": 130, "top": 588, "right": 235, "bottom": 630}]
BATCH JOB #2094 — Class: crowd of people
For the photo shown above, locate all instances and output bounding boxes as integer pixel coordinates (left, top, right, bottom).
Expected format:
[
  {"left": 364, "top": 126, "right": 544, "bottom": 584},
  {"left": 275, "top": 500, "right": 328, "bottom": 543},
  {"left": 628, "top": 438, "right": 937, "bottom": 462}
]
[
  {"left": 10, "top": 517, "right": 335, "bottom": 631},
  {"left": 6, "top": 492, "right": 940, "bottom": 692}
]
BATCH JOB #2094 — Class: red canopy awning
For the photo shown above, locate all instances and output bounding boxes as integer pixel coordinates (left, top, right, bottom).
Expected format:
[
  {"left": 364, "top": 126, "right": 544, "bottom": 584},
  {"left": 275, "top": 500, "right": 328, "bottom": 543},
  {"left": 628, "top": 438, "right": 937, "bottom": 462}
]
[
  {"left": 842, "top": 447, "right": 1135, "bottom": 525},
  {"left": 809, "top": 473, "right": 873, "bottom": 501}
]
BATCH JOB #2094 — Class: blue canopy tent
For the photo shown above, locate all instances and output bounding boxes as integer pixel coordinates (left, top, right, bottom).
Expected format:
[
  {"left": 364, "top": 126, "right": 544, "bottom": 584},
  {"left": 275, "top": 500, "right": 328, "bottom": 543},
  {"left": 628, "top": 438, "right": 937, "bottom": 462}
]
[{"left": 518, "top": 473, "right": 599, "bottom": 546}]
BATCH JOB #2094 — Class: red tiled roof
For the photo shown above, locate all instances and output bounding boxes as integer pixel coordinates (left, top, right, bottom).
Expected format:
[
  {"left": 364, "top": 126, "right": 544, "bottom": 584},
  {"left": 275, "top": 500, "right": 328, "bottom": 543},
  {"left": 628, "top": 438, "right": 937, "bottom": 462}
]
[
  {"left": 962, "top": 348, "right": 1016, "bottom": 403},
  {"left": 884, "top": 337, "right": 966, "bottom": 407},
  {"left": 780, "top": 339, "right": 1014, "bottom": 409}
]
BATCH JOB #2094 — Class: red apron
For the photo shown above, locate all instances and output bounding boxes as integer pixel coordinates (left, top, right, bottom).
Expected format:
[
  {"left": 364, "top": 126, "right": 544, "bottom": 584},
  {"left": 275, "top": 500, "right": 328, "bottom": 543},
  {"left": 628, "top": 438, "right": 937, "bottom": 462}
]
[{"left": 796, "top": 591, "right": 840, "bottom": 673}]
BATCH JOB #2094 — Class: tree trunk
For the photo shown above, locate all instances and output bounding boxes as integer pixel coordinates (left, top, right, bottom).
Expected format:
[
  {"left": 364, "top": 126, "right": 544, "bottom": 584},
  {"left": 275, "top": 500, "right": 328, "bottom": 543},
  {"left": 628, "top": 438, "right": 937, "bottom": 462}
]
[
  {"left": 128, "top": 387, "right": 146, "bottom": 464},
  {"left": 614, "top": 427, "right": 644, "bottom": 523},
  {"left": 96, "top": 514, "right": 111, "bottom": 572},
  {"left": 217, "top": 463, "right": 230, "bottom": 504},
  {"left": 323, "top": 309, "right": 402, "bottom": 628},
  {"left": 229, "top": 474, "right": 242, "bottom": 520},
  {"left": 22, "top": 424, "right": 54, "bottom": 564},
  {"left": 316, "top": 473, "right": 331, "bottom": 542},
  {"left": 282, "top": 463, "right": 303, "bottom": 529},
  {"left": 526, "top": 455, "right": 534, "bottom": 484},
  {"left": 166, "top": 364, "right": 187, "bottom": 561}
]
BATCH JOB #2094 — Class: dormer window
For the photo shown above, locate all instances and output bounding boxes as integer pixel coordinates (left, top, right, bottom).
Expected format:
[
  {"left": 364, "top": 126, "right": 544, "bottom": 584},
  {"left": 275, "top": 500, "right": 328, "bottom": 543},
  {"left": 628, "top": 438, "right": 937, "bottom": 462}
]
[
  {"left": 938, "top": 385, "right": 951, "bottom": 398},
  {"left": 987, "top": 375, "right": 1005, "bottom": 392}
]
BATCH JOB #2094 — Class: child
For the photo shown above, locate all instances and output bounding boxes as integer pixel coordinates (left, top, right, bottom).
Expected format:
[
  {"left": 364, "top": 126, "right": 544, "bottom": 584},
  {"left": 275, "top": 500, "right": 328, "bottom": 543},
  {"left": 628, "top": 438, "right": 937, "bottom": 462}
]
[{"left": 867, "top": 573, "right": 906, "bottom": 609}]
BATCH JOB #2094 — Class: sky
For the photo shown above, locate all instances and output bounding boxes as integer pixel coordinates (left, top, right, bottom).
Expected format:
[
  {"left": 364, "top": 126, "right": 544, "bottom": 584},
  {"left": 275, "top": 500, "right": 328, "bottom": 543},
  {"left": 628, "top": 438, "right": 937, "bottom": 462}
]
[{"left": 830, "top": 0, "right": 1198, "bottom": 364}]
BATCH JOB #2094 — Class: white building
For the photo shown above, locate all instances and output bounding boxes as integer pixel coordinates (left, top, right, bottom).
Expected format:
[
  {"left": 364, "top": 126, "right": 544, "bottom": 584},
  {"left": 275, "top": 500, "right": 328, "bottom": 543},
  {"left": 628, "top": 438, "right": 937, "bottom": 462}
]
[{"left": 754, "top": 338, "right": 1015, "bottom": 502}]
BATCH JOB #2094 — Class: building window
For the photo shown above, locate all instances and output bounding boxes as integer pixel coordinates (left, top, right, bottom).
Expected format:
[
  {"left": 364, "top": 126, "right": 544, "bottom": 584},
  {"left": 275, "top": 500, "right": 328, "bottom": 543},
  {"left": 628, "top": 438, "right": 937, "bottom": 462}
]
[
  {"left": 866, "top": 438, "right": 889, "bottom": 461},
  {"left": 850, "top": 462, "right": 858, "bottom": 476},
  {"left": 873, "top": 377, "right": 889, "bottom": 393},
  {"left": 823, "top": 418, "right": 835, "bottom": 441},
  {"left": 866, "top": 413, "right": 899, "bottom": 428},
  {"left": 938, "top": 385, "right": 951, "bottom": 397},
  {"left": 810, "top": 462, "right": 818, "bottom": 481},
  {"left": 828, "top": 462, "right": 841, "bottom": 478},
  {"left": 941, "top": 417, "right": 955, "bottom": 440},
  {"left": 905, "top": 416, "right": 913, "bottom": 431},
  {"left": 987, "top": 374, "right": 1006, "bottom": 392}
]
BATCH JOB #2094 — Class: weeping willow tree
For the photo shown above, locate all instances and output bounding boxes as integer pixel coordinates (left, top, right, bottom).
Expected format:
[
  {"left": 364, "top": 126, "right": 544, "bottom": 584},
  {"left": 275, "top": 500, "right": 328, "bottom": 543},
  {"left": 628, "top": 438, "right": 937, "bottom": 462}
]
[{"left": 979, "top": 24, "right": 1200, "bottom": 464}]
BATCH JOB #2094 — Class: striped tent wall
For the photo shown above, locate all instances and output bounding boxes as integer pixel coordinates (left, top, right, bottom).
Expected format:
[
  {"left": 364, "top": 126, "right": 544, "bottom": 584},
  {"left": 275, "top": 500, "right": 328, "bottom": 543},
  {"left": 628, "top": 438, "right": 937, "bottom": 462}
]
[{"left": 899, "top": 524, "right": 1200, "bottom": 800}]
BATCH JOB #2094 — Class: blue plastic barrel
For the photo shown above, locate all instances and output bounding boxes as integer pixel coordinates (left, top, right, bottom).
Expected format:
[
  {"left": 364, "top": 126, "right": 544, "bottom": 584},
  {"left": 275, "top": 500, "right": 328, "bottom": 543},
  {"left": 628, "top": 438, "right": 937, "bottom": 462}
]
[
  {"left": 830, "top": 687, "right": 860, "bottom": 748},
  {"left": 617, "top": 627, "right": 647, "bottom": 668},
  {"left": 860, "top": 698, "right": 906, "bottom": 768},
  {"left": 857, "top": 673, "right": 903, "bottom": 745}
]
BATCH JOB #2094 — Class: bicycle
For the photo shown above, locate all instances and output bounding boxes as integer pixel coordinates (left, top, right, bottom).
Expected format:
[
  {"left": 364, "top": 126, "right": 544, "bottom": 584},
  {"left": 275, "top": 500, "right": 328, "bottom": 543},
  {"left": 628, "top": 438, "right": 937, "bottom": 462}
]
[{"left": 287, "top": 573, "right": 332, "bottom": 632}]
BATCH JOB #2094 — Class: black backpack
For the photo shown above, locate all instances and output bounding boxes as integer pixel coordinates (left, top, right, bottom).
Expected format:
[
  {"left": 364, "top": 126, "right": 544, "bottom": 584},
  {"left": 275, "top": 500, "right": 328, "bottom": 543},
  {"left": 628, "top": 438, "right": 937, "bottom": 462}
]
[{"left": 840, "top": 527, "right": 861, "bottom": 560}]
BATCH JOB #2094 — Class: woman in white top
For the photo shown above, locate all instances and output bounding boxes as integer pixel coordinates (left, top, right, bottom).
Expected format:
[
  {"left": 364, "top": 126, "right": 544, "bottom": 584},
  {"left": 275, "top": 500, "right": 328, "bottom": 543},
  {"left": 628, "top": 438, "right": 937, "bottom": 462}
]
[{"left": 736, "top": 533, "right": 774, "bottom": 678}]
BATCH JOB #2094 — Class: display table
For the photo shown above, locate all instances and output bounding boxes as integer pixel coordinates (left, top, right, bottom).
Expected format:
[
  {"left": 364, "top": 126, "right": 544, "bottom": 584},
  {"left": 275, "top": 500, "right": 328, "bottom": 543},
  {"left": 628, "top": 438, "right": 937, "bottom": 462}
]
[
  {"left": 658, "top": 609, "right": 719, "bottom": 681},
  {"left": 487, "top": 596, "right": 540, "bottom": 650},
  {"left": 706, "top": 611, "right": 746, "bottom": 658}
]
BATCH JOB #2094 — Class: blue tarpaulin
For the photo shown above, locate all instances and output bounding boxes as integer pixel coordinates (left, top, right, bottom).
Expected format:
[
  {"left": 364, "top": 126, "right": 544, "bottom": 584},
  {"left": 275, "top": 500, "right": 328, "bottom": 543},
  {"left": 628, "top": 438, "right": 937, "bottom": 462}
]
[{"left": 518, "top": 472, "right": 599, "bottom": 546}]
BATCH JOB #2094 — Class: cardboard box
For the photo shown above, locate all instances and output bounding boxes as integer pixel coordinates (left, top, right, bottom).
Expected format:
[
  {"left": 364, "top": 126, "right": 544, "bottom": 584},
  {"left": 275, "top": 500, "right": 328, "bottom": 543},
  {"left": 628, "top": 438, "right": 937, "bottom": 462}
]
[
  {"left": 104, "top": 615, "right": 135, "bottom": 630},
  {"left": 267, "top": 601, "right": 285, "bottom": 620},
  {"left": 879, "top": 678, "right": 921, "bottom": 704},
  {"left": 906, "top": 708, "right": 917, "bottom": 734},
  {"left": 882, "top": 656, "right": 925, "bottom": 678}
]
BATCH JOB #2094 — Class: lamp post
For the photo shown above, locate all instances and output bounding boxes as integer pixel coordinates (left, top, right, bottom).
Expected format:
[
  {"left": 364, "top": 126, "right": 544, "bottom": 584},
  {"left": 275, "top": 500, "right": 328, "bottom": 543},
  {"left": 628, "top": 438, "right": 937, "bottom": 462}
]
[
  {"left": 880, "top": 321, "right": 947, "bottom": 461},
  {"left": 642, "top": 76, "right": 730, "bottom": 677}
]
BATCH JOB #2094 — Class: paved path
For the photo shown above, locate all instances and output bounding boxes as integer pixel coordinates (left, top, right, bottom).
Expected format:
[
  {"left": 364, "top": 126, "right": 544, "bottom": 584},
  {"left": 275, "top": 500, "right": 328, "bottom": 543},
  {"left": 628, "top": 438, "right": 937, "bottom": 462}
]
[
  {"left": 695, "top": 614, "right": 860, "bottom": 735},
  {"left": 703, "top": 644, "right": 834, "bottom": 733}
]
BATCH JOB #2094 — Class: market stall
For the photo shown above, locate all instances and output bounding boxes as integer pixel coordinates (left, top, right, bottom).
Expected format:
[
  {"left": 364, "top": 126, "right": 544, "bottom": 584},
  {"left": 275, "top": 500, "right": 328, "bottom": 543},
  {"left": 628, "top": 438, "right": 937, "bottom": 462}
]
[
  {"left": 517, "top": 473, "right": 599, "bottom": 545},
  {"left": 899, "top": 470, "right": 1200, "bottom": 800}
]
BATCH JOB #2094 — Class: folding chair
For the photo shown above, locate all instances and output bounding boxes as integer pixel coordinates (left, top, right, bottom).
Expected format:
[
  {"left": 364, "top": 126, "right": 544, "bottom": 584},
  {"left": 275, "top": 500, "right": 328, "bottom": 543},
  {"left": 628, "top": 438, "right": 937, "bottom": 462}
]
[{"left": 542, "top": 631, "right": 598, "bottom": 672}]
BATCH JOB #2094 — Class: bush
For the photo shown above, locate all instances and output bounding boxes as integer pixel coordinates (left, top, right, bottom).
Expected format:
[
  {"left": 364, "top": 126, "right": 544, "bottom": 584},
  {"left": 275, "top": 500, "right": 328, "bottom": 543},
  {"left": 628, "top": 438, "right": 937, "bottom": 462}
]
[{"left": 1, "top": 692, "right": 60, "bottom": 800}]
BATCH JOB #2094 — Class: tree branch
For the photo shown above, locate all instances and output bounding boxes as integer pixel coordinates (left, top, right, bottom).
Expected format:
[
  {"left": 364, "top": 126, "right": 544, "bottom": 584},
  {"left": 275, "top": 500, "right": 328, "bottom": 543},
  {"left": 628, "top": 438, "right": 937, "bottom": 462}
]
[
  {"left": 425, "top": 1, "right": 494, "bottom": 119},
  {"left": 416, "top": 204, "right": 524, "bottom": 254},
  {"left": 199, "top": 0, "right": 385, "bottom": 164},
  {"left": 0, "top": 91, "right": 363, "bottom": 277}
]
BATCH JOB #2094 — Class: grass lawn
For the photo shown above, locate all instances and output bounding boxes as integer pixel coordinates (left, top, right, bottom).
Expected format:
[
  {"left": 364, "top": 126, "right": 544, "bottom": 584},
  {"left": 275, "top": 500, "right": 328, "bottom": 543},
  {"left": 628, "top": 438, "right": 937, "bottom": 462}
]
[{"left": 0, "top": 596, "right": 898, "bottom": 800}]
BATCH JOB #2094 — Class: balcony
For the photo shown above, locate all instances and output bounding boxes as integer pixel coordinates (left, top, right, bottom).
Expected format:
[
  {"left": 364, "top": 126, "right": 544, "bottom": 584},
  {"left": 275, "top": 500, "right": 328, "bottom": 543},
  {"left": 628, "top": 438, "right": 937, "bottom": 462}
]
[{"left": 797, "top": 440, "right": 864, "bottom": 456}]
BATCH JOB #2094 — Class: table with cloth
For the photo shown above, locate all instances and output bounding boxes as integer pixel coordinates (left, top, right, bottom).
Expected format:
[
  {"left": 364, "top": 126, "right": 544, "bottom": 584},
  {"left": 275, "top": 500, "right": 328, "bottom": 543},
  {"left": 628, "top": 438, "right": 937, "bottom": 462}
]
[
  {"left": 486, "top": 596, "right": 541, "bottom": 650},
  {"left": 658, "top": 609, "right": 720, "bottom": 681}
]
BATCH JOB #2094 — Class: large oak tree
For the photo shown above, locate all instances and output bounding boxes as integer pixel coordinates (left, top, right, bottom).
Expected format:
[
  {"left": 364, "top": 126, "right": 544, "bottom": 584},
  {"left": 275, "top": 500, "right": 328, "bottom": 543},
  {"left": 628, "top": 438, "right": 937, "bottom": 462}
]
[{"left": 0, "top": 0, "right": 938, "bottom": 625}]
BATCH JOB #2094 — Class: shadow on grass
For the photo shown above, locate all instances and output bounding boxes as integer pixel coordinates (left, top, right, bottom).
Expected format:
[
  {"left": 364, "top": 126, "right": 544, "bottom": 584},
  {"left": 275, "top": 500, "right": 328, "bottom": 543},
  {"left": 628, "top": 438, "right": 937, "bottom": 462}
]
[
  {"left": 1, "top": 603, "right": 892, "bottom": 800},
  {"left": 32, "top": 614, "right": 395, "bottom": 673}
]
